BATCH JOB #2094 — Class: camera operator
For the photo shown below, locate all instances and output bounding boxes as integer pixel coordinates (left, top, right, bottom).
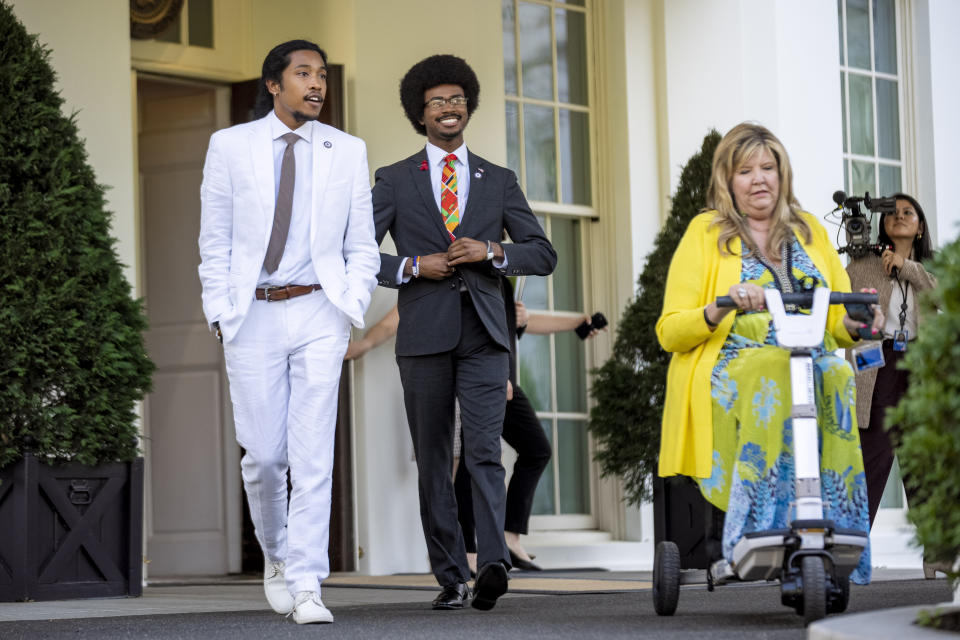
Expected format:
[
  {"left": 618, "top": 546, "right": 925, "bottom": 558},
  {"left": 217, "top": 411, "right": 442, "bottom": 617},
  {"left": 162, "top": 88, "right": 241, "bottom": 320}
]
[{"left": 845, "top": 193, "right": 936, "bottom": 543}]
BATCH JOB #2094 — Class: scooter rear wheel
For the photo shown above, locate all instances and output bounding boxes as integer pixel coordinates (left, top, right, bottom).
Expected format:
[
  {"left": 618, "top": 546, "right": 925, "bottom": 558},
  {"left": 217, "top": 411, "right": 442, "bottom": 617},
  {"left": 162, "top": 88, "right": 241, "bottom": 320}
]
[
  {"left": 801, "top": 556, "right": 827, "bottom": 624},
  {"left": 652, "top": 541, "right": 681, "bottom": 616}
]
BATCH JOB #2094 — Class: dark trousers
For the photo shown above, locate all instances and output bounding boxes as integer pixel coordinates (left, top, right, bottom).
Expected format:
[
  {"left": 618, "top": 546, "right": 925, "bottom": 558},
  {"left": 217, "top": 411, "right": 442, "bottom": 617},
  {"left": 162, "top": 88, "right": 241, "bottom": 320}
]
[
  {"left": 396, "top": 296, "right": 510, "bottom": 587},
  {"left": 861, "top": 343, "right": 914, "bottom": 528},
  {"left": 455, "top": 385, "right": 552, "bottom": 553}
]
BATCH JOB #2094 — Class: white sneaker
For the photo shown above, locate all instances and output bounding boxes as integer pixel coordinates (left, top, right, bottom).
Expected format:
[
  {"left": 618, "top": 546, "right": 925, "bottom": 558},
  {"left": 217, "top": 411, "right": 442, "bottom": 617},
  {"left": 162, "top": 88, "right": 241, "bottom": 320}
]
[
  {"left": 291, "top": 591, "right": 333, "bottom": 624},
  {"left": 263, "top": 560, "right": 294, "bottom": 614}
]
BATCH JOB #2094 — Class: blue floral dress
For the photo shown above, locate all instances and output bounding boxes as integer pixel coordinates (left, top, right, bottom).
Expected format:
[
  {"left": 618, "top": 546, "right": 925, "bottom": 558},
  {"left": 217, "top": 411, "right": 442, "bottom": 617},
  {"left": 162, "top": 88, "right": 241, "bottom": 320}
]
[{"left": 696, "top": 239, "right": 871, "bottom": 584}]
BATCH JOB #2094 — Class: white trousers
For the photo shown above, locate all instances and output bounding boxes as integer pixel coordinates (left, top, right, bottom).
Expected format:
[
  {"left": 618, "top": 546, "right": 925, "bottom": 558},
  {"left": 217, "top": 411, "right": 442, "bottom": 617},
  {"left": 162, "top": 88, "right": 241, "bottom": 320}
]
[{"left": 223, "top": 289, "right": 349, "bottom": 596}]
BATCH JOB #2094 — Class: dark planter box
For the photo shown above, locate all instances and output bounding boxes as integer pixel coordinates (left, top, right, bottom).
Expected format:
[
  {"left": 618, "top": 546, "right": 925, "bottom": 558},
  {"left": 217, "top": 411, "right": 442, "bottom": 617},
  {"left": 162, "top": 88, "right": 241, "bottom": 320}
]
[
  {"left": 0, "top": 454, "right": 143, "bottom": 601},
  {"left": 653, "top": 475, "right": 725, "bottom": 570}
]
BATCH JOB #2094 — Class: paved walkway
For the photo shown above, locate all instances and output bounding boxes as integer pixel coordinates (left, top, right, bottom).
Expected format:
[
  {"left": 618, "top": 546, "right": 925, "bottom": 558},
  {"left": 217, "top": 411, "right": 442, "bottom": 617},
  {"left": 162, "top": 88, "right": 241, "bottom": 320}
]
[
  {"left": 0, "top": 568, "right": 953, "bottom": 639},
  {"left": 0, "top": 570, "right": 651, "bottom": 622}
]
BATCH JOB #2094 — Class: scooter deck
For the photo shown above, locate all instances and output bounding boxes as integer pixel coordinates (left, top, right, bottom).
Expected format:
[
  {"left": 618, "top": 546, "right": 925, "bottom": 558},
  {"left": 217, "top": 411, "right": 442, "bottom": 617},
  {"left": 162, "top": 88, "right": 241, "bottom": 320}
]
[{"left": 731, "top": 526, "right": 867, "bottom": 582}]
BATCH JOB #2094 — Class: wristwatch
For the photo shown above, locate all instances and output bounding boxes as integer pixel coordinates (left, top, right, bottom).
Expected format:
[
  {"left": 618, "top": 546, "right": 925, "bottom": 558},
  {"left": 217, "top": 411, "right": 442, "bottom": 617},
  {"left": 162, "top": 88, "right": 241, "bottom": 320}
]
[{"left": 485, "top": 240, "right": 494, "bottom": 261}]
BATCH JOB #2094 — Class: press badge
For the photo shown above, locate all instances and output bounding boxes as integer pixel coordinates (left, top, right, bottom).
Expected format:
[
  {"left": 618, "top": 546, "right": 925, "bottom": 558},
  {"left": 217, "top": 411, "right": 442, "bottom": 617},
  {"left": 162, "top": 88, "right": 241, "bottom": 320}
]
[
  {"left": 852, "top": 342, "right": 885, "bottom": 372},
  {"left": 893, "top": 330, "right": 908, "bottom": 352}
]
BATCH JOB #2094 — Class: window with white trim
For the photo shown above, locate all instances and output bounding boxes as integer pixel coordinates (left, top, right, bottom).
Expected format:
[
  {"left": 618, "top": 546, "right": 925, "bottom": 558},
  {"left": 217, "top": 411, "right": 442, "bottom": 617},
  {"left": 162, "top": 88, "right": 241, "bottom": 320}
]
[
  {"left": 839, "top": 0, "right": 903, "bottom": 199},
  {"left": 503, "top": 0, "right": 595, "bottom": 523},
  {"left": 838, "top": 0, "right": 906, "bottom": 511}
]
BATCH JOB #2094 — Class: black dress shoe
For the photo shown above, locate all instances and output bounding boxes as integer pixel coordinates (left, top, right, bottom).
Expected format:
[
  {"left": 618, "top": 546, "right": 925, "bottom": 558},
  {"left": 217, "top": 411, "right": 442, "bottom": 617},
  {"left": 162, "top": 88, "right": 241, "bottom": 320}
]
[
  {"left": 432, "top": 582, "right": 469, "bottom": 610},
  {"left": 472, "top": 562, "right": 509, "bottom": 611},
  {"left": 509, "top": 549, "right": 542, "bottom": 571}
]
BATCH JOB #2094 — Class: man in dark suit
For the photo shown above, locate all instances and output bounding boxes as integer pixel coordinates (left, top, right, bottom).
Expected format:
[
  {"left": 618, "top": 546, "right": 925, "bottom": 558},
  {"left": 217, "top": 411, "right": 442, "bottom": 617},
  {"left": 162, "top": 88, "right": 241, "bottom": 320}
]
[{"left": 373, "top": 54, "right": 556, "bottom": 611}]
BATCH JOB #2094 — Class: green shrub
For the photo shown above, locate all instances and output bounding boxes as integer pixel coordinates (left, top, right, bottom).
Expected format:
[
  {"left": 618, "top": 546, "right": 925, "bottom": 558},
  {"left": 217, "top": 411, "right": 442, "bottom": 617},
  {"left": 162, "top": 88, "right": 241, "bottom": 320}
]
[
  {"left": 0, "top": 1, "right": 154, "bottom": 468},
  {"left": 888, "top": 235, "right": 960, "bottom": 569},
  {"left": 587, "top": 130, "right": 720, "bottom": 505}
]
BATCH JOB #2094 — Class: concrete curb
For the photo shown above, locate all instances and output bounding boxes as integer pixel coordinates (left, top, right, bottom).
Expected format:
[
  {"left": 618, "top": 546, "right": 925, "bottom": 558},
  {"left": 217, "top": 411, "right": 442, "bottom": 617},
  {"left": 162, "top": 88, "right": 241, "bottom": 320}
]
[{"left": 808, "top": 603, "right": 959, "bottom": 639}]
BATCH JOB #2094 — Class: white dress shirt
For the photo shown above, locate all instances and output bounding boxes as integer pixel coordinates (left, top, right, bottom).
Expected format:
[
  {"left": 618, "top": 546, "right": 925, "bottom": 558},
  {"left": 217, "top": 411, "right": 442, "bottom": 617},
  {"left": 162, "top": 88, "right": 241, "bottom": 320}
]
[
  {"left": 397, "top": 142, "right": 505, "bottom": 282},
  {"left": 258, "top": 111, "right": 316, "bottom": 287},
  {"left": 426, "top": 140, "right": 470, "bottom": 216}
]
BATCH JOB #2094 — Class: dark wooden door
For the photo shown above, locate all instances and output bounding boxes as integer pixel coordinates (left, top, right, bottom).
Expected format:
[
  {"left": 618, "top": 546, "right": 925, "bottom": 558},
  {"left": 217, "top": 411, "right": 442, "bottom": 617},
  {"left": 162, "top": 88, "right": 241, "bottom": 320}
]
[{"left": 231, "top": 64, "right": 355, "bottom": 573}]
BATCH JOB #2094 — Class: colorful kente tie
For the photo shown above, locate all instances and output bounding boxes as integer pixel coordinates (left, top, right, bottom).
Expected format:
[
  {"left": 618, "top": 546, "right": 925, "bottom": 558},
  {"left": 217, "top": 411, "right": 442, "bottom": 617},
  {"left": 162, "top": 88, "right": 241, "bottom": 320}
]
[{"left": 440, "top": 153, "right": 459, "bottom": 240}]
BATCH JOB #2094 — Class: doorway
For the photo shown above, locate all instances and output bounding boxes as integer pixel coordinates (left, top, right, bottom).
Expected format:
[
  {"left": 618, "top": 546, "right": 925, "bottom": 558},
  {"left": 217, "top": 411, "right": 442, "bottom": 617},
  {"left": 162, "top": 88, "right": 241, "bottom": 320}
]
[{"left": 138, "top": 76, "right": 238, "bottom": 575}]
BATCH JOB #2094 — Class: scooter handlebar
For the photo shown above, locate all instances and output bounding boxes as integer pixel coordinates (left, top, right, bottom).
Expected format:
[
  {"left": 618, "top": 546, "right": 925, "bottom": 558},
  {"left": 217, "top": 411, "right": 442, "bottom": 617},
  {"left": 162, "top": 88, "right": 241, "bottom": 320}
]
[{"left": 715, "top": 292, "right": 878, "bottom": 308}]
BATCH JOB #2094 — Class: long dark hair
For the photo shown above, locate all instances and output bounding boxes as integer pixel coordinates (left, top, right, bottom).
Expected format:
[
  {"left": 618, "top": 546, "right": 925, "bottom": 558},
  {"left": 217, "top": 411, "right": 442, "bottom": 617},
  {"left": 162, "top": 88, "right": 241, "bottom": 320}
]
[
  {"left": 253, "top": 40, "right": 327, "bottom": 119},
  {"left": 878, "top": 192, "right": 934, "bottom": 263}
]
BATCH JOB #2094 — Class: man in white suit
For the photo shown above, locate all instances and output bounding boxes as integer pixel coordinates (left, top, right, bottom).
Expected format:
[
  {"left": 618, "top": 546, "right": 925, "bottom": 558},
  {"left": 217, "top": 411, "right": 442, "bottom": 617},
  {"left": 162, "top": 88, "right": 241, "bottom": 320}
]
[{"left": 198, "top": 40, "right": 379, "bottom": 625}]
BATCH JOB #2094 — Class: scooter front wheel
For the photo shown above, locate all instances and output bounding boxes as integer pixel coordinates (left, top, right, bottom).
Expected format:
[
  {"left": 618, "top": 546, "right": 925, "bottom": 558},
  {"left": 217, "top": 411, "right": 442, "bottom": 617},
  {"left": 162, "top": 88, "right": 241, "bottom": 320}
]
[
  {"left": 800, "top": 556, "right": 827, "bottom": 624},
  {"left": 652, "top": 541, "right": 681, "bottom": 616}
]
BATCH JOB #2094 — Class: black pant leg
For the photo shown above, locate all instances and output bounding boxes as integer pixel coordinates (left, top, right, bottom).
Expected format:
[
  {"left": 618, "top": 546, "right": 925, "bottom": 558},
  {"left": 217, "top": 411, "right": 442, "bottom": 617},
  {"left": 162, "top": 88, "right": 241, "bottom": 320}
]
[
  {"left": 862, "top": 345, "right": 910, "bottom": 528},
  {"left": 397, "top": 351, "right": 469, "bottom": 587},
  {"left": 455, "top": 298, "right": 511, "bottom": 569},
  {"left": 501, "top": 386, "right": 551, "bottom": 535},
  {"left": 454, "top": 458, "right": 477, "bottom": 554}
]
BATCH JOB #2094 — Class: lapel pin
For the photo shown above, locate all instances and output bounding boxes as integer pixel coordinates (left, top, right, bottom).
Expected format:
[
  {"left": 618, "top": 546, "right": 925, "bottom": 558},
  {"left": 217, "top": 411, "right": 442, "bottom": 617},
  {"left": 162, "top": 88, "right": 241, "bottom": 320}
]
[
  {"left": 419, "top": 160, "right": 429, "bottom": 171},
  {"left": 323, "top": 140, "right": 332, "bottom": 148},
  {"left": 474, "top": 172, "right": 482, "bottom": 178}
]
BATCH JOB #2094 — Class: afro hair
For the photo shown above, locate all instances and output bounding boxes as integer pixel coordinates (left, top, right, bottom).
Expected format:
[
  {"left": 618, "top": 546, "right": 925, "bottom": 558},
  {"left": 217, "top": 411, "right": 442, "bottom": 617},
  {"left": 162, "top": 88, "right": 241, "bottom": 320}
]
[{"left": 399, "top": 54, "right": 480, "bottom": 136}]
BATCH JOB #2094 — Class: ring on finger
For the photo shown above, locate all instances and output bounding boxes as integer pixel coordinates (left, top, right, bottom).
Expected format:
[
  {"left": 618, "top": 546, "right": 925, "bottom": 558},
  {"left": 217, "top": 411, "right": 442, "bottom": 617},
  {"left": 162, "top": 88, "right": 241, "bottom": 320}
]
[{"left": 737, "top": 287, "right": 747, "bottom": 299}]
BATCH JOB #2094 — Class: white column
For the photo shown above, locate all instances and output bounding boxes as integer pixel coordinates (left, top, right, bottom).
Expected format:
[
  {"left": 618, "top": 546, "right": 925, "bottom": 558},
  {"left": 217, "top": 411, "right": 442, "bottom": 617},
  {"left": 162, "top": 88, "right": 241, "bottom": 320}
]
[
  {"left": 924, "top": 0, "right": 960, "bottom": 245},
  {"left": 659, "top": 0, "right": 843, "bottom": 212}
]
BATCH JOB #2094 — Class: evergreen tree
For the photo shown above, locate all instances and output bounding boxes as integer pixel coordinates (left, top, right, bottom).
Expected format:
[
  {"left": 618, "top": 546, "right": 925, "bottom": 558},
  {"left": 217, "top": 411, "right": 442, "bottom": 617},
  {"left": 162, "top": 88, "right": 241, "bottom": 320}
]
[
  {"left": 888, "top": 236, "right": 960, "bottom": 571},
  {"left": 0, "top": 1, "right": 154, "bottom": 468},
  {"left": 588, "top": 130, "right": 720, "bottom": 505}
]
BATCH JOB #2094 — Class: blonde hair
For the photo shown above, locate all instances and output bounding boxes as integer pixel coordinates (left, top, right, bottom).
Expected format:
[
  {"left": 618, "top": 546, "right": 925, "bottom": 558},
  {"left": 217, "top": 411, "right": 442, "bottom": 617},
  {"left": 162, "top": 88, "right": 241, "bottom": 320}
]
[{"left": 707, "top": 122, "right": 811, "bottom": 256}]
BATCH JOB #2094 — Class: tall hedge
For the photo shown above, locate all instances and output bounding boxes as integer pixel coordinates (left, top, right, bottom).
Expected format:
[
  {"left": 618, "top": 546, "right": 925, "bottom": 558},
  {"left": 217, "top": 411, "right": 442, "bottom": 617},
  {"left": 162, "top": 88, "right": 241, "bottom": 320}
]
[
  {"left": 587, "top": 130, "right": 720, "bottom": 505},
  {"left": 888, "top": 236, "right": 960, "bottom": 570},
  {"left": 0, "top": 2, "right": 154, "bottom": 468}
]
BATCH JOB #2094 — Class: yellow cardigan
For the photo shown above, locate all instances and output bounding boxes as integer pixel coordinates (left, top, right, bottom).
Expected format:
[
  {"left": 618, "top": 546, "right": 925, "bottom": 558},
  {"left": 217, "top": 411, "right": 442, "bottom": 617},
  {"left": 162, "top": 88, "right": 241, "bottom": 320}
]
[{"left": 655, "top": 211, "right": 856, "bottom": 478}]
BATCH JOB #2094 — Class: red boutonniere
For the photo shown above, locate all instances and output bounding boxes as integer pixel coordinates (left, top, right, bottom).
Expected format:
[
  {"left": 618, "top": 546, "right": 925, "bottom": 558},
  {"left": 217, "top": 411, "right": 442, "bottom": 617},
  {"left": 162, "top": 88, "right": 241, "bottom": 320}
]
[{"left": 419, "top": 160, "right": 429, "bottom": 171}]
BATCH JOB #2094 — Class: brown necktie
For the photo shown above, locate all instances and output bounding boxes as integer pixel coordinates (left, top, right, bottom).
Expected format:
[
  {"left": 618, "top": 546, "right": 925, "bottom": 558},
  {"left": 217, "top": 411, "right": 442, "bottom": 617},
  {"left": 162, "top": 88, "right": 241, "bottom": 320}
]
[{"left": 263, "top": 132, "right": 300, "bottom": 274}]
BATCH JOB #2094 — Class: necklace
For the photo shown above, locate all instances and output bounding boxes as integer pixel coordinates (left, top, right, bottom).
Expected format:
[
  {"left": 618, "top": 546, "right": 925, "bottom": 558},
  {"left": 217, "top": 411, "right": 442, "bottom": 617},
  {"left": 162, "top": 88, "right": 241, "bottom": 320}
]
[{"left": 756, "top": 243, "right": 794, "bottom": 294}]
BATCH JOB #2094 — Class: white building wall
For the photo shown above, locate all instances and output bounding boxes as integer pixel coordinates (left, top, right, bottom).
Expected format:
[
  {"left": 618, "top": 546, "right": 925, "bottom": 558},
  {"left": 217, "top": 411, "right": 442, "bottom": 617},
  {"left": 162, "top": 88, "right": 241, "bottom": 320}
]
[
  {"left": 10, "top": 0, "right": 137, "bottom": 290},
  {"left": 623, "top": 0, "right": 668, "bottom": 283},
  {"left": 924, "top": 0, "right": 960, "bottom": 245},
  {"left": 659, "top": 0, "right": 843, "bottom": 213},
  {"left": 348, "top": 295, "right": 429, "bottom": 575}
]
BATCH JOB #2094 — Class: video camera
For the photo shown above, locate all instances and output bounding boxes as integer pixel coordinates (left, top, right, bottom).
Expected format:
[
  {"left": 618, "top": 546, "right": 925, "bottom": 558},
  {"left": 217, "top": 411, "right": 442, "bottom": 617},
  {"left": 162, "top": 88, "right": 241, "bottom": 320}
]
[{"left": 831, "top": 190, "right": 897, "bottom": 258}]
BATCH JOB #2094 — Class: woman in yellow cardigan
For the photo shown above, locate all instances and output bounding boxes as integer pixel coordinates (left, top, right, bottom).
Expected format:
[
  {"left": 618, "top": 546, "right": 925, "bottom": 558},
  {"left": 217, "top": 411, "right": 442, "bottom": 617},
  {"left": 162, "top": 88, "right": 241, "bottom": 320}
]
[{"left": 656, "top": 123, "right": 884, "bottom": 584}]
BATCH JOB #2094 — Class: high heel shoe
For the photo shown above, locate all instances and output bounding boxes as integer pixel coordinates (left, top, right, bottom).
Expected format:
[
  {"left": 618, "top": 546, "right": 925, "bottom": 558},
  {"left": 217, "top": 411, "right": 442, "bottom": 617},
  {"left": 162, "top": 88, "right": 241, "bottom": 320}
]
[
  {"left": 923, "top": 560, "right": 952, "bottom": 579},
  {"left": 509, "top": 549, "right": 542, "bottom": 571}
]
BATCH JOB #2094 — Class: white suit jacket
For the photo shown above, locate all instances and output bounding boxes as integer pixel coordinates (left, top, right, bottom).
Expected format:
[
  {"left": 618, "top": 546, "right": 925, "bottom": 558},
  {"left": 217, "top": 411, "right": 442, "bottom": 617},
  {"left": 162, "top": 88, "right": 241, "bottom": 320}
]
[{"left": 198, "top": 114, "right": 380, "bottom": 343}]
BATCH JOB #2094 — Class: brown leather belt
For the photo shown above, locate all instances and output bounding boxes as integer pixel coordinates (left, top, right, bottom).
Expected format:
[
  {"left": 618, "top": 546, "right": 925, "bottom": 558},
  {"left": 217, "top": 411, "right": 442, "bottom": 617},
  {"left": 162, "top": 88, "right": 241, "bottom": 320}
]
[{"left": 255, "top": 284, "right": 322, "bottom": 302}]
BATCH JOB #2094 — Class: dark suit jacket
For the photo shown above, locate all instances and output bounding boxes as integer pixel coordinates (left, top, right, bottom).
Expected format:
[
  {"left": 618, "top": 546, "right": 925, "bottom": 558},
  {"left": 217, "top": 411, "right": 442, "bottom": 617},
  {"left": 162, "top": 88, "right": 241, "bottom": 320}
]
[{"left": 373, "top": 148, "right": 556, "bottom": 357}]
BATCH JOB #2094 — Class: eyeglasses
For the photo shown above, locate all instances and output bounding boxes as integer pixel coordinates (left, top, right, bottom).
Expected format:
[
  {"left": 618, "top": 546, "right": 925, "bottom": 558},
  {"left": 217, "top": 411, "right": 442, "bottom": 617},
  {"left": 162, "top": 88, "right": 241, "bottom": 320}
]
[{"left": 424, "top": 96, "right": 468, "bottom": 110}]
